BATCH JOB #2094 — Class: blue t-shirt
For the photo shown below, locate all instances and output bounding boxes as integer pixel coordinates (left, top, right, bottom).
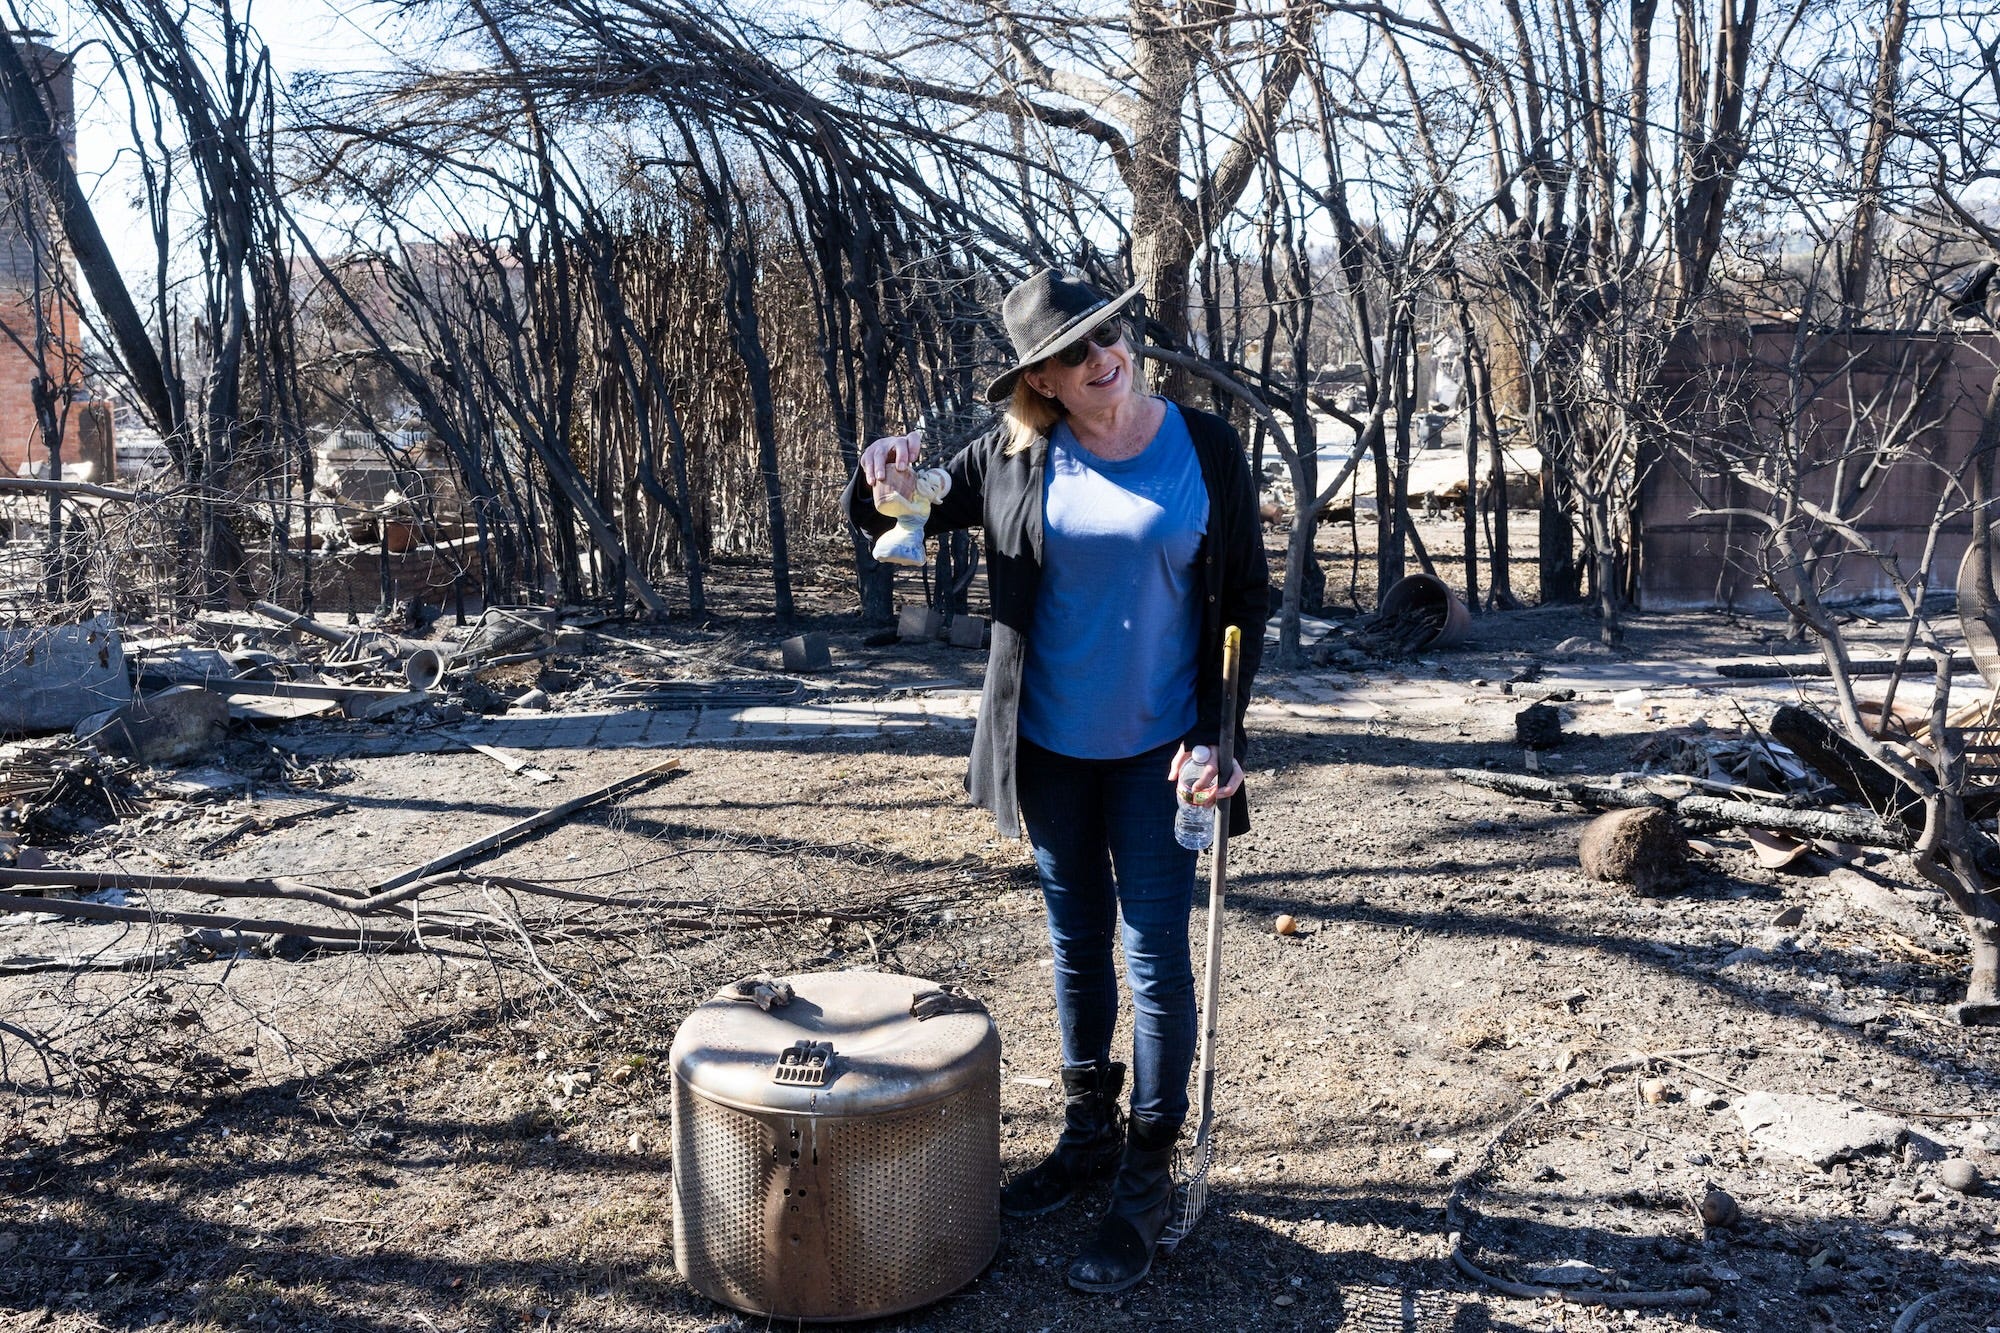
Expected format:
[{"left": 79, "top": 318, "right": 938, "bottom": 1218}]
[{"left": 1019, "top": 401, "right": 1209, "bottom": 759}]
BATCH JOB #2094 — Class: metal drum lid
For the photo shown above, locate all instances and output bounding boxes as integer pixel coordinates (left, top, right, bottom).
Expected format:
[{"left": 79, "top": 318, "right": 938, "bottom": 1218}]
[{"left": 669, "top": 971, "right": 996, "bottom": 1118}]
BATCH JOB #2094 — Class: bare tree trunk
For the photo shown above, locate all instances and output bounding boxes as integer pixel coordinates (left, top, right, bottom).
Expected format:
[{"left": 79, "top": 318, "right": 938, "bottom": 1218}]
[
  {"left": 1538, "top": 397, "right": 1580, "bottom": 600},
  {"left": 31, "top": 376, "right": 64, "bottom": 605},
  {"left": 0, "top": 30, "right": 182, "bottom": 444},
  {"left": 1967, "top": 360, "right": 2000, "bottom": 649},
  {"left": 1589, "top": 491, "right": 1622, "bottom": 645},
  {"left": 720, "top": 245, "right": 795, "bottom": 621},
  {"left": 1476, "top": 342, "right": 1515, "bottom": 607},
  {"left": 1925, "top": 798, "right": 2000, "bottom": 1012},
  {"left": 1838, "top": 0, "right": 1912, "bottom": 320}
]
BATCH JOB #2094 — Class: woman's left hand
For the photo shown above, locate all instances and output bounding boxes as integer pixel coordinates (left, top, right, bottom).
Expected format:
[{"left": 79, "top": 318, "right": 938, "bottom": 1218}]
[{"left": 1169, "top": 744, "right": 1244, "bottom": 804}]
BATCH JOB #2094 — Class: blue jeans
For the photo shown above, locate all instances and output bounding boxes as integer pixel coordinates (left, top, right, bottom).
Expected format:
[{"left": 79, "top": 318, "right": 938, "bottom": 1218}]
[{"left": 1016, "top": 737, "right": 1197, "bottom": 1129}]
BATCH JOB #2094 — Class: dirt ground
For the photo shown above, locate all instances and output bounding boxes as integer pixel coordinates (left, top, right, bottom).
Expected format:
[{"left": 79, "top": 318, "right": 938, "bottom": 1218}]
[{"left": 2, "top": 514, "right": 1998, "bottom": 1332}]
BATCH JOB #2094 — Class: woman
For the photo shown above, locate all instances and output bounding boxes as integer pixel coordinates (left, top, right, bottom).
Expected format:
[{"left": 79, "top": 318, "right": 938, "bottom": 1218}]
[{"left": 842, "top": 269, "right": 1267, "bottom": 1293}]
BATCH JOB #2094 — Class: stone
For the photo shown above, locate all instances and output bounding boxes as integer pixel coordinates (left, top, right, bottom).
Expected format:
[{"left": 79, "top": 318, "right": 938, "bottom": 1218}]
[
  {"left": 1515, "top": 702, "right": 1563, "bottom": 749},
  {"left": 896, "top": 605, "right": 943, "bottom": 641},
  {"left": 1698, "top": 1187, "right": 1740, "bottom": 1228},
  {"left": 780, "top": 633, "right": 832, "bottom": 672},
  {"left": 1689, "top": 1087, "right": 1729, "bottom": 1112},
  {"left": 1736, "top": 1091, "right": 1906, "bottom": 1168},
  {"left": 0, "top": 615, "right": 132, "bottom": 732},
  {"left": 1770, "top": 903, "right": 1806, "bottom": 928},
  {"left": 1578, "top": 807, "right": 1686, "bottom": 896},
  {"left": 1939, "top": 1159, "right": 1983, "bottom": 1195},
  {"left": 1948, "top": 1000, "right": 2000, "bottom": 1027},
  {"left": 75, "top": 685, "right": 230, "bottom": 766},
  {"left": 1904, "top": 1132, "right": 1948, "bottom": 1165},
  {"left": 1827, "top": 867, "right": 1941, "bottom": 945},
  {"left": 946, "top": 616, "right": 988, "bottom": 650},
  {"left": 1551, "top": 636, "right": 1611, "bottom": 657}
]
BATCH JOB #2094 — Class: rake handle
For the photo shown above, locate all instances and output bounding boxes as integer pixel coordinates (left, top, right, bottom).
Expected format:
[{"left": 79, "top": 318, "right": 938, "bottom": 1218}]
[{"left": 1190, "top": 624, "right": 1241, "bottom": 1148}]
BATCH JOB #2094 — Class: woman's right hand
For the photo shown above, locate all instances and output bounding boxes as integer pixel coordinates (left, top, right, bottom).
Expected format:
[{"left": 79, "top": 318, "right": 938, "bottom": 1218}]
[{"left": 861, "top": 429, "right": 923, "bottom": 488}]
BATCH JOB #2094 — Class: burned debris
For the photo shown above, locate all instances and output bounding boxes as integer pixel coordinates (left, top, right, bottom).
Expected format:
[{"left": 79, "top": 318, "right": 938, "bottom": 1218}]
[{"left": 0, "top": 603, "right": 787, "bottom": 1024}]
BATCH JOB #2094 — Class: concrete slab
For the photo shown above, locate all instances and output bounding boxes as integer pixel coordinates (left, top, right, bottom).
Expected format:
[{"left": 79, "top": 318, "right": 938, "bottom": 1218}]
[
  {"left": 1737, "top": 1091, "right": 1906, "bottom": 1168},
  {"left": 0, "top": 615, "right": 132, "bottom": 732},
  {"left": 640, "top": 712, "right": 697, "bottom": 743},
  {"left": 897, "top": 605, "right": 943, "bottom": 640},
  {"left": 781, "top": 632, "right": 831, "bottom": 672},
  {"left": 588, "top": 712, "right": 652, "bottom": 740},
  {"left": 686, "top": 711, "right": 747, "bottom": 742}
]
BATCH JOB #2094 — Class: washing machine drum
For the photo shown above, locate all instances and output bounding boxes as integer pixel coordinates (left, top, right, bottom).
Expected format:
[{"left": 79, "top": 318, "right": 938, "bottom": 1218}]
[{"left": 669, "top": 970, "right": 1000, "bottom": 1321}]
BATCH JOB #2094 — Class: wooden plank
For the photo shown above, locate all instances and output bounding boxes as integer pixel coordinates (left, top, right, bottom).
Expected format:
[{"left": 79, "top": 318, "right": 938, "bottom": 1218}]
[{"left": 372, "top": 758, "right": 682, "bottom": 891}]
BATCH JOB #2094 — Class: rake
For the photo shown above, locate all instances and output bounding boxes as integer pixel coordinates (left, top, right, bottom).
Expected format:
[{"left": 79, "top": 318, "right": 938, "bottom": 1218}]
[{"left": 1159, "top": 622, "right": 1241, "bottom": 1252}]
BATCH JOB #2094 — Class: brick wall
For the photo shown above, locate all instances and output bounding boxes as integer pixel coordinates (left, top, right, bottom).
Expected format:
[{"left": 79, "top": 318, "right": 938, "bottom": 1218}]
[
  {"left": 0, "top": 40, "right": 81, "bottom": 480},
  {"left": 0, "top": 286, "right": 79, "bottom": 477}
]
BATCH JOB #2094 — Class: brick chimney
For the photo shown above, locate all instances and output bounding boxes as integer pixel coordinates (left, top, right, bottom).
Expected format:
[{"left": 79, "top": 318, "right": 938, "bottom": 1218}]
[{"left": 0, "top": 35, "right": 80, "bottom": 480}]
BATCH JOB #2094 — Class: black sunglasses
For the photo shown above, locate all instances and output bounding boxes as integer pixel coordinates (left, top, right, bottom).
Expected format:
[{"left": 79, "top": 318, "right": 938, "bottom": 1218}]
[{"left": 1049, "top": 318, "right": 1127, "bottom": 368}]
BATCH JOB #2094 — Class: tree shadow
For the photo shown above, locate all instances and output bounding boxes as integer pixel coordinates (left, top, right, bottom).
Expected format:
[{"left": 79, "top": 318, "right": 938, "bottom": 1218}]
[{"left": 1221, "top": 884, "right": 1985, "bottom": 1075}]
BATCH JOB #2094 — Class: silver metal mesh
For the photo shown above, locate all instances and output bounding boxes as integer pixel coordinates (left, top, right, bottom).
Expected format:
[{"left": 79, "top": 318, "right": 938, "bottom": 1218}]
[
  {"left": 670, "top": 1087, "right": 773, "bottom": 1311},
  {"left": 824, "top": 1080, "right": 1000, "bottom": 1312},
  {"left": 672, "top": 1072, "right": 1000, "bottom": 1320},
  {"left": 1160, "top": 1132, "right": 1216, "bottom": 1252}
]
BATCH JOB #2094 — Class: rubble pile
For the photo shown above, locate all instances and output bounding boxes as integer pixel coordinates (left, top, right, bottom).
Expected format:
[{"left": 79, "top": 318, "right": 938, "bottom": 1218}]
[
  {"left": 1355, "top": 600, "right": 1448, "bottom": 657},
  {"left": 0, "top": 601, "right": 807, "bottom": 899},
  {"left": 0, "top": 738, "right": 147, "bottom": 851}
]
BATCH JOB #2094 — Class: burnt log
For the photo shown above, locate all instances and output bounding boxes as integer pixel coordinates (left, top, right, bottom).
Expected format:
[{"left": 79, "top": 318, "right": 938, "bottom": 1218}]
[
  {"left": 1673, "top": 795, "right": 1915, "bottom": 850},
  {"left": 1449, "top": 768, "right": 1914, "bottom": 850},
  {"left": 1716, "top": 656, "right": 1975, "bottom": 679},
  {"left": 1769, "top": 704, "right": 1924, "bottom": 825},
  {"left": 1449, "top": 769, "right": 1667, "bottom": 810},
  {"left": 1769, "top": 704, "right": 2000, "bottom": 825}
]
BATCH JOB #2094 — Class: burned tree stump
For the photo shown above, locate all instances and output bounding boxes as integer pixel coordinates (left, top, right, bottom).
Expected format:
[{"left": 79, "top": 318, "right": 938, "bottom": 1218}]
[
  {"left": 1516, "top": 703, "right": 1563, "bottom": 750},
  {"left": 1579, "top": 808, "right": 1687, "bottom": 896}
]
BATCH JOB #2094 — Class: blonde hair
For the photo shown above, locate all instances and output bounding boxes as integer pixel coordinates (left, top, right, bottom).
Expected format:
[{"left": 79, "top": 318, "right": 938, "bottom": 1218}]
[
  {"left": 1001, "top": 321, "right": 1145, "bottom": 455},
  {"left": 1004, "top": 375, "right": 1064, "bottom": 455}
]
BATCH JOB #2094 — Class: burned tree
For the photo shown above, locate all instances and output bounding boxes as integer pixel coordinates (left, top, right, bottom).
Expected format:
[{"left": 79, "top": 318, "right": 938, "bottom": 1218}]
[{"left": 1667, "top": 303, "right": 2000, "bottom": 1018}]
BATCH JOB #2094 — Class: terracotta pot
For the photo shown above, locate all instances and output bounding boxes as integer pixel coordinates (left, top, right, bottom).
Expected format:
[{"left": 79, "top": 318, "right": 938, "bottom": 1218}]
[{"left": 1380, "top": 573, "right": 1471, "bottom": 648}]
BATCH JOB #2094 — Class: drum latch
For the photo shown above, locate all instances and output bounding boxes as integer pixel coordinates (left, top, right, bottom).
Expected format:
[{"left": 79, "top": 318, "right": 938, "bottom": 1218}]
[{"left": 773, "top": 1040, "right": 834, "bottom": 1086}]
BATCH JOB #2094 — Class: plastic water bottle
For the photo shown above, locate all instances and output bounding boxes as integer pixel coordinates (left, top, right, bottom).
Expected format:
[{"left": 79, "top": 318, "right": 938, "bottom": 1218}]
[{"left": 1174, "top": 745, "right": 1215, "bottom": 851}]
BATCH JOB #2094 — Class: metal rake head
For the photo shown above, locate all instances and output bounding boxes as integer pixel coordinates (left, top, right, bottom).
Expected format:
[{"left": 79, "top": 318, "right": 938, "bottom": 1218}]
[{"left": 1157, "top": 1133, "right": 1216, "bottom": 1252}]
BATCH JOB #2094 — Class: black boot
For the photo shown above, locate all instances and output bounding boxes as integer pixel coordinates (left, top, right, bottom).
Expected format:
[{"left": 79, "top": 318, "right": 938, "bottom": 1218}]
[
  {"left": 1066, "top": 1116, "right": 1181, "bottom": 1294},
  {"left": 1000, "top": 1062, "right": 1126, "bottom": 1217}
]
